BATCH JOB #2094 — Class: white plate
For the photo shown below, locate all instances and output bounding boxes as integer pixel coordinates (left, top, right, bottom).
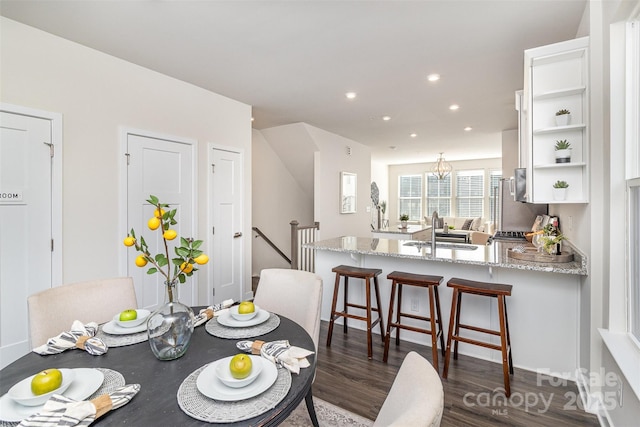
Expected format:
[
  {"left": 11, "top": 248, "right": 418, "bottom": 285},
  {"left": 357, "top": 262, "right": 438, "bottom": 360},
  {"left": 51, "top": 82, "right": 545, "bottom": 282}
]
[
  {"left": 102, "top": 319, "right": 147, "bottom": 335},
  {"left": 215, "top": 355, "right": 263, "bottom": 388},
  {"left": 8, "top": 368, "right": 75, "bottom": 406},
  {"left": 0, "top": 368, "right": 104, "bottom": 422},
  {"left": 113, "top": 309, "right": 151, "bottom": 328},
  {"left": 196, "top": 356, "right": 277, "bottom": 401},
  {"left": 216, "top": 309, "right": 270, "bottom": 328}
]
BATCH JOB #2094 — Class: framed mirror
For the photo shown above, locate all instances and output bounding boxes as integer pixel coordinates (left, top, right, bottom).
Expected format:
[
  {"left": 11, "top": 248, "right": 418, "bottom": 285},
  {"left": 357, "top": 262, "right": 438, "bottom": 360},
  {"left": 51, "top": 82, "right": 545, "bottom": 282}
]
[{"left": 340, "top": 172, "right": 357, "bottom": 214}]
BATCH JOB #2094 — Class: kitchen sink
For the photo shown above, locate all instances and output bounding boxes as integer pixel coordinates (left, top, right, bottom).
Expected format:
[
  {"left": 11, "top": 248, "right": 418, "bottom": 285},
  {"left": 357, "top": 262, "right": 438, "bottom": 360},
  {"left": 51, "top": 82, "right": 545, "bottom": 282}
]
[{"left": 403, "top": 241, "right": 478, "bottom": 251}]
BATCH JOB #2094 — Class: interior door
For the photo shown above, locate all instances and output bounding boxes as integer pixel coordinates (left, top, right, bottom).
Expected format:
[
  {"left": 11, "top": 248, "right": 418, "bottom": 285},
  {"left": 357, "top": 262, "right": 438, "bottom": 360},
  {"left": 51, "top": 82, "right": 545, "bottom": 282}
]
[
  {"left": 125, "top": 132, "right": 196, "bottom": 309},
  {"left": 209, "top": 147, "right": 243, "bottom": 304},
  {"left": 0, "top": 112, "right": 53, "bottom": 367}
]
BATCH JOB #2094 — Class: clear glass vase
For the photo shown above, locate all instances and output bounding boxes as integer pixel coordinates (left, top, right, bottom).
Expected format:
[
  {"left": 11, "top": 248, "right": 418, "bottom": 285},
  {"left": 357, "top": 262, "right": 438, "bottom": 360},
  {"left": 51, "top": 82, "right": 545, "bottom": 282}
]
[{"left": 147, "top": 281, "right": 195, "bottom": 361}]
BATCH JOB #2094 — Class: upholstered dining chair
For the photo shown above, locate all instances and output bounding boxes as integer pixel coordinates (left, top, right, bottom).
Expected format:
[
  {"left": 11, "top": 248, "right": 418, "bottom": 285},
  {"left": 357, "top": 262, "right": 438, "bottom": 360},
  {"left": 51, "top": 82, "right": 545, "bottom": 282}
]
[
  {"left": 253, "top": 268, "right": 323, "bottom": 352},
  {"left": 27, "top": 277, "right": 138, "bottom": 348},
  {"left": 373, "top": 351, "right": 444, "bottom": 427}
]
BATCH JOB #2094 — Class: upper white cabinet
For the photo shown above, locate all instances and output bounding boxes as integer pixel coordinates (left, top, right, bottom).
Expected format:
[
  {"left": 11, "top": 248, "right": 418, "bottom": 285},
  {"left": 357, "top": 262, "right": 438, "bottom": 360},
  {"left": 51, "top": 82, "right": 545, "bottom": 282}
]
[{"left": 523, "top": 37, "right": 589, "bottom": 204}]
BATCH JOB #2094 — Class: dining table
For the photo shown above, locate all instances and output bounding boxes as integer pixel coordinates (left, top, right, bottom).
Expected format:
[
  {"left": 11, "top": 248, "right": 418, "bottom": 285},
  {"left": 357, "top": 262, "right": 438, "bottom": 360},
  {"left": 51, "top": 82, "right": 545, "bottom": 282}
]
[{"left": 0, "top": 307, "right": 318, "bottom": 426}]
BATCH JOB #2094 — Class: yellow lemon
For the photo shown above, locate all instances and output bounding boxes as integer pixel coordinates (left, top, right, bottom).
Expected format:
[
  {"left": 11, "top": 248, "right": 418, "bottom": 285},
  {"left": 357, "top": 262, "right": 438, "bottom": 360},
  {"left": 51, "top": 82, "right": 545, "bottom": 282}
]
[
  {"left": 135, "top": 255, "right": 148, "bottom": 267},
  {"left": 194, "top": 254, "right": 209, "bottom": 265},
  {"left": 163, "top": 229, "right": 177, "bottom": 240},
  {"left": 154, "top": 208, "right": 165, "bottom": 218},
  {"left": 148, "top": 217, "right": 161, "bottom": 230},
  {"left": 123, "top": 236, "right": 136, "bottom": 247},
  {"left": 180, "top": 262, "right": 193, "bottom": 273}
]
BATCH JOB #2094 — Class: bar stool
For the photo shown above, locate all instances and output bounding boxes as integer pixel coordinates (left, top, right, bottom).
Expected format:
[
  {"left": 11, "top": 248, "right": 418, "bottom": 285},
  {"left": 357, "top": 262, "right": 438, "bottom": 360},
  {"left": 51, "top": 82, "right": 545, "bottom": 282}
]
[
  {"left": 442, "top": 277, "right": 514, "bottom": 396},
  {"left": 383, "top": 271, "right": 445, "bottom": 372},
  {"left": 326, "top": 265, "right": 386, "bottom": 359}
]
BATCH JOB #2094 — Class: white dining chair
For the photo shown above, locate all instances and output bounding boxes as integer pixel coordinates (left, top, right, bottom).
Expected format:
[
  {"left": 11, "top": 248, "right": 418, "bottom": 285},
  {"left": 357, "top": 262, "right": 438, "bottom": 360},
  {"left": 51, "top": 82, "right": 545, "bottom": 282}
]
[
  {"left": 253, "top": 268, "right": 323, "bottom": 352},
  {"left": 373, "top": 351, "right": 444, "bottom": 427},
  {"left": 27, "top": 277, "right": 138, "bottom": 348}
]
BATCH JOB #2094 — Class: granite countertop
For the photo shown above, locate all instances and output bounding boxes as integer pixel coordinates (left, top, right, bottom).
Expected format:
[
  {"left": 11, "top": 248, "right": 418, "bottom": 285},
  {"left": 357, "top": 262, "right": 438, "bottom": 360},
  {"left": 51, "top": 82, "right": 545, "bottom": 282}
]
[
  {"left": 371, "top": 224, "right": 431, "bottom": 235},
  {"left": 304, "top": 236, "right": 588, "bottom": 276}
]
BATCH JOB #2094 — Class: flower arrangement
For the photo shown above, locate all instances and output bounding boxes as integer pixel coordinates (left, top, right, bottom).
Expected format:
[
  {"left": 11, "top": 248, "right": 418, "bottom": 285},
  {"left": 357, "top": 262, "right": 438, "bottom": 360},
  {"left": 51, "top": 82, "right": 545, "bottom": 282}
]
[
  {"left": 540, "top": 223, "right": 565, "bottom": 254},
  {"left": 554, "top": 140, "right": 571, "bottom": 150},
  {"left": 123, "top": 195, "right": 208, "bottom": 302},
  {"left": 399, "top": 213, "right": 409, "bottom": 221},
  {"left": 555, "top": 109, "right": 570, "bottom": 116},
  {"left": 553, "top": 180, "right": 569, "bottom": 189}
]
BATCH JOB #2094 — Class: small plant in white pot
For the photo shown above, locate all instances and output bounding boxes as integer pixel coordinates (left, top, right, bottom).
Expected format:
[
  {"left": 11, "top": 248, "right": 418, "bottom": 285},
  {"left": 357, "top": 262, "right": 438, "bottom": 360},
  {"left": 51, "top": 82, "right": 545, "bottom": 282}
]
[
  {"left": 555, "top": 109, "right": 571, "bottom": 126},
  {"left": 554, "top": 140, "right": 572, "bottom": 163},
  {"left": 552, "top": 180, "right": 569, "bottom": 201},
  {"left": 399, "top": 213, "right": 409, "bottom": 228}
]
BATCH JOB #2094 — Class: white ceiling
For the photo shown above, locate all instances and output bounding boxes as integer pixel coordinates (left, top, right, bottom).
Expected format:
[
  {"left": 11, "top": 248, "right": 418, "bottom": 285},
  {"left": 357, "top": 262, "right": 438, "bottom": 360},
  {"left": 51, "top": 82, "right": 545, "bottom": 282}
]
[{"left": 0, "top": 0, "right": 587, "bottom": 165}]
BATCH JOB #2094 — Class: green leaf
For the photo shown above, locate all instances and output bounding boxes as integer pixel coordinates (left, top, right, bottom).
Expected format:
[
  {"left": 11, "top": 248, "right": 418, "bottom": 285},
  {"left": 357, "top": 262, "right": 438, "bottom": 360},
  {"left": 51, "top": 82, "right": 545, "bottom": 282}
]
[
  {"left": 180, "top": 237, "right": 189, "bottom": 247},
  {"left": 178, "top": 274, "right": 186, "bottom": 283},
  {"left": 192, "top": 240, "right": 203, "bottom": 250},
  {"left": 148, "top": 195, "right": 159, "bottom": 205},
  {"left": 146, "top": 267, "right": 157, "bottom": 275},
  {"left": 176, "top": 247, "right": 190, "bottom": 257},
  {"left": 171, "top": 258, "right": 183, "bottom": 266}
]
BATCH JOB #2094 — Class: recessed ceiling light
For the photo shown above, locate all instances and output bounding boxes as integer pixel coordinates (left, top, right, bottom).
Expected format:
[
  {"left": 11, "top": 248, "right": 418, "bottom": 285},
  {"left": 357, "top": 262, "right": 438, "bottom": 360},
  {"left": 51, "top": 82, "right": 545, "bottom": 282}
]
[
  {"left": 251, "top": 117, "right": 255, "bottom": 122},
  {"left": 427, "top": 74, "right": 440, "bottom": 82},
  {"left": 449, "top": 104, "right": 459, "bottom": 111},
  {"left": 382, "top": 116, "right": 391, "bottom": 121},
  {"left": 464, "top": 126, "right": 472, "bottom": 131},
  {"left": 345, "top": 92, "right": 357, "bottom": 100},
  {"left": 410, "top": 133, "right": 417, "bottom": 138}
]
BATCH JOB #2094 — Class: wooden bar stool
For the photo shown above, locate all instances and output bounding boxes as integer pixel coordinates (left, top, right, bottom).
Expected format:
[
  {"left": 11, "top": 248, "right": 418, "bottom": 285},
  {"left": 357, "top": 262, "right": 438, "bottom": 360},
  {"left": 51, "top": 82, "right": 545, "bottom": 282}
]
[
  {"left": 442, "top": 277, "right": 514, "bottom": 396},
  {"left": 383, "top": 271, "right": 445, "bottom": 372},
  {"left": 326, "top": 265, "right": 386, "bottom": 359}
]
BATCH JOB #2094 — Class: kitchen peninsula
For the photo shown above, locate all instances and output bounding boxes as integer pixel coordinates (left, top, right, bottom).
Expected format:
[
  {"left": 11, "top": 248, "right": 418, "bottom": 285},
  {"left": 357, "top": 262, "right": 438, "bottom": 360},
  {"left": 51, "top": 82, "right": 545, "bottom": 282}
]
[{"left": 306, "top": 236, "right": 588, "bottom": 377}]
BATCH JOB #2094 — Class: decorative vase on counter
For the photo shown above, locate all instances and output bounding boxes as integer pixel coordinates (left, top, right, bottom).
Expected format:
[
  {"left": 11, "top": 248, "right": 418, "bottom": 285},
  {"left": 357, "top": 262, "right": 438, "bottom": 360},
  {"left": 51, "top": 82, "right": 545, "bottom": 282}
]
[
  {"left": 400, "top": 220, "right": 407, "bottom": 228},
  {"left": 552, "top": 187, "right": 568, "bottom": 201},
  {"left": 554, "top": 149, "right": 572, "bottom": 163},
  {"left": 147, "top": 280, "right": 195, "bottom": 361},
  {"left": 555, "top": 112, "right": 571, "bottom": 126}
]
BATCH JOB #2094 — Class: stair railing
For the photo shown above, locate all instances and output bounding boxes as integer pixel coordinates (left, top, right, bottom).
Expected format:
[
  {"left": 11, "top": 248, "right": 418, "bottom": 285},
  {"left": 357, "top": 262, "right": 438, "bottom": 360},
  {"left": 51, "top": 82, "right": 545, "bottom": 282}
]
[{"left": 290, "top": 220, "right": 320, "bottom": 272}]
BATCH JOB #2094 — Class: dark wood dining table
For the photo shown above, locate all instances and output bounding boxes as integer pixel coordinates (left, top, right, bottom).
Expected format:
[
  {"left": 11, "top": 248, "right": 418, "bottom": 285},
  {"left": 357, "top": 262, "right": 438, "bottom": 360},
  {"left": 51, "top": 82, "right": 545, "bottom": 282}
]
[{"left": 0, "top": 310, "right": 318, "bottom": 426}]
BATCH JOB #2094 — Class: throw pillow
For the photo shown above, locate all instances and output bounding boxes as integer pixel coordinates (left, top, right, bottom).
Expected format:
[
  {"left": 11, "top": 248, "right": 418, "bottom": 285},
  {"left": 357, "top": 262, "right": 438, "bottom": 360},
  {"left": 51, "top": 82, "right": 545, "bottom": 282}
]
[
  {"left": 461, "top": 219, "right": 473, "bottom": 230},
  {"left": 471, "top": 217, "right": 482, "bottom": 231}
]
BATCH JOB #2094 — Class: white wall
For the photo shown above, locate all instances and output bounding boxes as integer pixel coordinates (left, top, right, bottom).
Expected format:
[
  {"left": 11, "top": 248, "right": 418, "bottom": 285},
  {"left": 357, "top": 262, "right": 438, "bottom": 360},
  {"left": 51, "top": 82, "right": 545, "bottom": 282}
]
[
  {"left": 0, "top": 18, "right": 252, "bottom": 302},
  {"left": 251, "top": 128, "right": 313, "bottom": 275},
  {"left": 309, "top": 125, "right": 372, "bottom": 240}
]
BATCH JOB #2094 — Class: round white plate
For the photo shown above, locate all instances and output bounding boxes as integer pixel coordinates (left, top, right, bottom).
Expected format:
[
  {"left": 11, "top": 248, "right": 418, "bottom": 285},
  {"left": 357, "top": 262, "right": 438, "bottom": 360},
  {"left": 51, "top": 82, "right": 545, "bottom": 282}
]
[
  {"left": 216, "top": 309, "right": 270, "bottom": 328},
  {"left": 196, "top": 356, "right": 277, "bottom": 401},
  {"left": 8, "top": 368, "right": 75, "bottom": 407},
  {"left": 102, "top": 319, "right": 147, "bottom": 335},
  {"left": 0, "top": 368, "right": 104, "bottom": 422},
  {"left": 113, "top": 309, "right": 151, "bottom": 328}
]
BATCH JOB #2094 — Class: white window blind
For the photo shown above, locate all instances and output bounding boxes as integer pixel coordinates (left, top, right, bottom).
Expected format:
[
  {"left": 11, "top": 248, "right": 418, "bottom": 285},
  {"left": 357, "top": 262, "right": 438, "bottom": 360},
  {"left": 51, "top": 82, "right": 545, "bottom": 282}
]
[
  {"left": 426, "top": 174, "right": 451, "bottom": 217},
  {"left": 456, "top": 170, "right": 484, "bottom": 217},
  {"left": 398, "top": 175, "right": 422, "bottom": 221}
]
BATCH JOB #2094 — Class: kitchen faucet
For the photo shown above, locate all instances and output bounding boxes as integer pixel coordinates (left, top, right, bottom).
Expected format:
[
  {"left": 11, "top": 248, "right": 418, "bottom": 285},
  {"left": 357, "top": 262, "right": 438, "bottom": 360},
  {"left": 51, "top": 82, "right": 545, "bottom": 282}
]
[{"left": 431, "top": 211, "right": 439, "bottom": 254}]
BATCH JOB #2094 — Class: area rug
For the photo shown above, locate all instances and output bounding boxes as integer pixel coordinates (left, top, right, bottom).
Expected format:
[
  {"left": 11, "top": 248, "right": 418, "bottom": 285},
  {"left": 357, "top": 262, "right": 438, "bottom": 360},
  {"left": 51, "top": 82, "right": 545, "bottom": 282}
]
[{"left": 281, "top": 397, "right": 374, "bottom": 427}]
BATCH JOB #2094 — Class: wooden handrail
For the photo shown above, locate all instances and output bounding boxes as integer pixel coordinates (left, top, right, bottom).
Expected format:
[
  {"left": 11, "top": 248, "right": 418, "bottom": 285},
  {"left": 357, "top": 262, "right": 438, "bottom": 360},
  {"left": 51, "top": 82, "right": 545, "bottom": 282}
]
[{"left": 252, "top": 227, "right": 291, "bottom": 265}]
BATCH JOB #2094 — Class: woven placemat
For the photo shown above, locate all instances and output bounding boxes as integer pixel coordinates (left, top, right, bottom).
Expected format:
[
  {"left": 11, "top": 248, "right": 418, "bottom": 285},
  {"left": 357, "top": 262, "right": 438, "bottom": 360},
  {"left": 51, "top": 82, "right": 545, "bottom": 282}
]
[
  {"left": 205, "top": 314, "right": 280, "bottom": 339},
  {"left": 0, "top": 368, "right": 125, "bottom": 427},
  {"left": 97, "top": 326, "right": 148, "bottom": 347},
  {"left": 177, "top": 363, "right": 291, "bottom": 423}
]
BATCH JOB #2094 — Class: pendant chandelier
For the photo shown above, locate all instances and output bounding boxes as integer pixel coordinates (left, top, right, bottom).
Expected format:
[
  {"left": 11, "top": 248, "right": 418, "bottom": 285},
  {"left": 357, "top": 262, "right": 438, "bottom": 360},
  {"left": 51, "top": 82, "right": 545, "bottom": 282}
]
[{"left": 431, "top": 152, "right": 453, "bottom": 180}]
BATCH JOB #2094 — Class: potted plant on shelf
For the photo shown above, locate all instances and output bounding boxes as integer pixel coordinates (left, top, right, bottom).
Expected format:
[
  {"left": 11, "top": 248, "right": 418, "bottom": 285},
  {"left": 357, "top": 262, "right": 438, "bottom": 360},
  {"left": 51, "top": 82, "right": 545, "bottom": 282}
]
[
  {"left": 555, "top": 109, "right": 571, "bottom": 126},
  {"left": 554, "top": 140, "right": 572, "bottom": 163},
  {"left": 399, "top": 213, "right": 409, "bottom": 228},
  {"left": 552, "top": 180, "right": 569, "bottom": 201}
]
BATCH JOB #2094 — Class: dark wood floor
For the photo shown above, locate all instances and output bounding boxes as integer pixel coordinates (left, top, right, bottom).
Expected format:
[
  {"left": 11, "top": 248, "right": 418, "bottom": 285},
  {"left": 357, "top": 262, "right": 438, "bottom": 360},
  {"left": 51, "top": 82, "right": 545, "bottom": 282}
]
[{"left": 313, "top": 321, "right": 600, "bottom": 426}]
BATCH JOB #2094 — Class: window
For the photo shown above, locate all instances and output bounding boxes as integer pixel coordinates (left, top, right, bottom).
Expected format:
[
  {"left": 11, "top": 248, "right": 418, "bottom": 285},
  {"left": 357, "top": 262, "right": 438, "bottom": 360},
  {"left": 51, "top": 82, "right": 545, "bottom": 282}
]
[
  {"left": 426, "top": 174, "right": 451, "bottom": 217},
  {"left": 489, "top": 171, "right": 502, "bottom": 223},
  {"left": 455, "top": 170, "right": 484, "bottom": 217},
  {"left": 398, "top": 175, "right": 422, "bottom": 221}
]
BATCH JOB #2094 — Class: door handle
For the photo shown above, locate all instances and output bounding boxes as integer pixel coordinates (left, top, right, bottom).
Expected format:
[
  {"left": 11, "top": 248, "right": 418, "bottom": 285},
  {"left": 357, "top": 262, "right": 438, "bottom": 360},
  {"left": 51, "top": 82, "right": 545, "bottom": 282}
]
[{"left": 234, "top": 232, "right": 242, "bottom": 238}]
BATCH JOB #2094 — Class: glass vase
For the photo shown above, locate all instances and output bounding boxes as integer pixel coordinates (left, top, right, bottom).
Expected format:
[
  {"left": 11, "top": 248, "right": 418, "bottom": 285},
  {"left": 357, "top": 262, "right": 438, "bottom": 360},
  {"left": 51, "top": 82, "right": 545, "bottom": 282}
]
[{"left": 147, "top": 281, "right": 195, "bottom": 361}]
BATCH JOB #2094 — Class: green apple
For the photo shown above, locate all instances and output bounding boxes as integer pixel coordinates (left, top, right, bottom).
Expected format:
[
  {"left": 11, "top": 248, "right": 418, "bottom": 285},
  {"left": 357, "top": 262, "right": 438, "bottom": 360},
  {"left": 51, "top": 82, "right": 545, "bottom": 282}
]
[
  {"left": 237, "top": 301, "right": 255, "bottom": 314},
  {"left": 119, "top": 309, "right": 137, "bottom": 321},
  {"left": 229, "top": 354, "right": 252, "bottom": 379},
  {"left": 30, "top": 368, "right": 63, "bottom": 396}
]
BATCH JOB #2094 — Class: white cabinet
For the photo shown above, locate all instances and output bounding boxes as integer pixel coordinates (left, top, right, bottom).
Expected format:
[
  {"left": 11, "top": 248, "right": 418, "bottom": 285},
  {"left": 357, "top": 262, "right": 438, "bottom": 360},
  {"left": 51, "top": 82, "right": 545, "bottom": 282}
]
[{"left": 523, "top": 37, "right": 589, "bottom": 203}]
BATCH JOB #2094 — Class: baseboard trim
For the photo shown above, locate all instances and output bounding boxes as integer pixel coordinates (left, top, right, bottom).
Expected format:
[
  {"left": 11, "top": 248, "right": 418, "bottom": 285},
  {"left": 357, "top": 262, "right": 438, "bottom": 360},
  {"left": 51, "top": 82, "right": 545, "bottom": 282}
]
[{"left": 576, "top": 369, "right": 613, "bottom": 426}]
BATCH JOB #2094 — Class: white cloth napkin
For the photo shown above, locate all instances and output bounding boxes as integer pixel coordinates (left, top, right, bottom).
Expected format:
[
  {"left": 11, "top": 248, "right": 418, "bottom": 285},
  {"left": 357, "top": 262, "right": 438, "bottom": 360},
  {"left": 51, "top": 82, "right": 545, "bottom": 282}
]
[
  {"left": 193, "top": 299, "right": 234, "bottom": 327},
  {"left": 236, "top": 339, "right": 314, "bottom": 374},
  {"left": 17, "top": 384, "right": 140, "bottom": 427},
  {"left": 33, "top": 321, "right": 108, "bottom": 356}
]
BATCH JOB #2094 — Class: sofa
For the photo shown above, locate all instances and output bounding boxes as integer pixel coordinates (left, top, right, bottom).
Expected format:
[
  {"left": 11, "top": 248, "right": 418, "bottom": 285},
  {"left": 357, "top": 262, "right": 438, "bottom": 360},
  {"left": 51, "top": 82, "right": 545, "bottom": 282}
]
[{"left": 424, "top": 216, "right": 494, "bottom": 244}]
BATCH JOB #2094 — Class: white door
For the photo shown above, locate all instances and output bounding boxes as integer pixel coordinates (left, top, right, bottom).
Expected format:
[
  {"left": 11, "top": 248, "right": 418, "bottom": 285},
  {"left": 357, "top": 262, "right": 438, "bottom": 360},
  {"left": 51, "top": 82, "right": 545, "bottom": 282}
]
[
  {"left": 125, "top": 131, "right": 196, "bottom": 309},
  {"left": 209, "top": 147, "right": 243, "bottom": 304},
  {"left": 0, "top": 111, "right": 55, "bottom": 367}
]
